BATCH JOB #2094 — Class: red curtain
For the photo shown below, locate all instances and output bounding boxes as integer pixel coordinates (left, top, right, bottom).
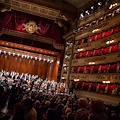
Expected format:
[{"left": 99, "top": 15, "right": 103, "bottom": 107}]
[
  {"left": 77, "top": 40, "right": 82, "bottom": 45},
  {"left": 73, "top": 67, "right": 78, "bottom": 73},
  {"left": 85, "top": 66, "right": 91, "bottom": 73},
  {"left": 111, "top": 45, "right": 118, "bottom": 53},
  {"left": 75, "top": 53, "right": 80, "bottom": 59},
  {"left": 98, "top": 84, "right": 106, "bottom": 93},
  {"left": 0, "top": 10, "right": 65, "bottom": 46},
  {"left": 96, "top": 33, "right": 102, "bottom": 40},
  {"left": 87, "top": 50, "right": 93, "bottom": 57},
  {"left": 109, "top": 63, "right": 117, "bottom": 73},
  {"left": 102, "top": 47, "right": 109, "bottom": 54},
  {"left": 93, "top": 65, "right": 99, "bottom": 73},
  {"left": 79, "top": 66, "right": 84, "bottom": 73},
  {"left": 112, "top": 27, "right": 120, "bottom": 34},
  {"left": 77, "top": 81, "right": 83, "bottom": 89},
  {"left": 94, "top": 49, "right": 101, "bottom": 56},
  {"left": 107, "top": 84, "right": 115, "bottom": 94},
  {"left": 81, "top": 52, "right": 86, "bottom": 58},
  {"left": 91, "top": 83, "right": 97, "bottom": 91},
  {"left": 104, "top": 30, "right": 111, "bottom": 37},
  {"left": 83, "top": 82, "right": 89, "bottom": 90},
  {"left": 89, "top": 36, "right": 95, "bottom": 41},
  {"left": 100, "top": 65, "right": 107, "bottom": 73}
]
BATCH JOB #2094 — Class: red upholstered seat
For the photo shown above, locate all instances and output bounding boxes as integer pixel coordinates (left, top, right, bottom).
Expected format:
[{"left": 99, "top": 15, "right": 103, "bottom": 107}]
[
  {"left": 89, "top": 36, "right": 95, "bottom": 41},
  {"left": 96, "top": 33, "right": 102, "bottom": 40},
  {"left": 77, "top": 40, "right": 82, "bottom": 45},
  {"left": 79, "top": 66, "right": 84, "bottom": 73},
  {"left": 81, "top": 52, "right": 86, "bottom": 58},
  {"left": 111, "top": 45, "right": 118, "bottom": 53},
  {"left": 75, "top": 53, "right": 80, "bottom": 59},
  {"left": 117, "top": 85, "right": 120, "bottom": 95},
  {"left": 102, "top": 47, "right": 109, "bottom": 55},
  {"left": 100, "top": 65, "right": 107, "bottom": 73},
  {"left": 83, "top": 82, "right": 89, "bottom": 90},
  {"left": 77, "top": 81, "right": 83, "bottom": 89},
  {"left": 73, "top": 67, "right": 78, "bottom": 73},
  {"left": 98, "top": 84, "right": 106, "bottom": 93},
  {"left": 107, "top": 84, "right": 115, "bottom": 94},
  {"left": 104, "top": 30, "right": 111, "bottom": 37},
  {"left": 109, "top": 63, "right": 117, "bottom": 73},
  {"left": 87, "top": 50, "right": 93, "bottom": 57},
  {"left": 93, "top": 65, "right": 99, "bottom": 73},
  {"left": 85, "top": 66, "right": 91, "bottom": 73},
  {"left": 112, "top": 27, "right": 120, "bottom": 33},
  {"left": 91, "top": 83, "right": 97, "bottom": 91},
  {"left": 94, "top": 49, "right": 101, "bottom": 56}
]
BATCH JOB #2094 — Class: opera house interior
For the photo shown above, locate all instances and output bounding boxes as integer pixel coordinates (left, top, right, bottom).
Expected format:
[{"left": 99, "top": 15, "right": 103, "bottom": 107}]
[{"left": 0, "top": 0, "right": 120, "bottom": 120}]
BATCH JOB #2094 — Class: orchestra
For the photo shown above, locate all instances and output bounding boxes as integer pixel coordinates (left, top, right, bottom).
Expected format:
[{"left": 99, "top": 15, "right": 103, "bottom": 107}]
[{"left": 0, "top": 70, "right": 68, "bottom": 94}]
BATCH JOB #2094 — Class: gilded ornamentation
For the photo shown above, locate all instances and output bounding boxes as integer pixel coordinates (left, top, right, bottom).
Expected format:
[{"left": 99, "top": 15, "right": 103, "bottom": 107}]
[{"left": 22, "top": 21, "right": 41, "bottom": 34}]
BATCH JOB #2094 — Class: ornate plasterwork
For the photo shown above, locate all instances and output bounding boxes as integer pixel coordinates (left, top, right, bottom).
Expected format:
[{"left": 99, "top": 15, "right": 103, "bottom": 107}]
[
  {"left": 22, "top": 21, "right": 40, "bottom": 34},
  {"left": 0, "top": 0, "right": 62, "bottom": 20}
]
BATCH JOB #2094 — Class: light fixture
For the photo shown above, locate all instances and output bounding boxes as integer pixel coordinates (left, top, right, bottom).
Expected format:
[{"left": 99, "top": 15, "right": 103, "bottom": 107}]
[
  {"left": 91, "top": 6, "right": 94, "bottom": 9},
  {"left": 85, "top": 10, "right": 89, "bottom": 15},
  {"left": 47, "top": 59, "right": 50, "bottom": 62},
  {"left": 61, "top": 77, "right": 65, "bottom": 79},
  {"left": 8, "top": 52, "right": 11, "bottom": 55},
  {"left": 77, "top": 48, "right": 83, "bottom": 52},
  {"left": 89, "top": 62, "right": 95, "bottom": 65},
  {"left": 22, "top": 54, "right": 24, "bottom": 58},
  {"left": 109, "top": 3, "right": 118, "bottom": 9},
  {"left": 74, "top": 79, "right": 79, "bottom": 81},
  {"left": 57, "top": 61, "right": 60, "bottom": 64},
  {"left": 30, "top": 56, "right": 33, "bottom": 59},
  {"left": 92, "top": 29, "right": 99, "bottom": 33},
  {"left": 0, "top": 50, "right": 1, "bottom": 53},
  {"left": 35, "top": 57, "right": 37, "bottom": 60},
  {"left": 106, "top": 40, "right": 114, "bottom": 44},
  {"left": 27, "top": 55, "right": 30, "bottom": 59},
  {"left": 13, "top": 53, "right": 15, "bottom": 56},
  {"left": 24, "top": 55, "right": 27, "bottom": 58},
  {"left": 80, "top": 13, "right": 84, "bottom": 18},
  {"left": 102, "top": 81, "right": 110, "bottom": 83},
  {"left": 63, "top": 64, "right": 66, "bottom": 66},
  {"left": 3, "top": 51, "right": 6, "bottom": 54},
  {"left": 43, "top": 58, "right": 46, "bottom": 61},
  {"left": 39, "top": 58, "right": 41, "bottom": 61},
  {"left": 98, "top": 2, "right": 102, "bottom": 6},
  {"left": 17, "top": 53, "right": 20, "bottom": 57}
]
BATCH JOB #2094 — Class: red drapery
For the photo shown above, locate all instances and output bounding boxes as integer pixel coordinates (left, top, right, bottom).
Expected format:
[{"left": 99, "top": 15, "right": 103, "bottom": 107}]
[
  {"left": 107, "top": 84, "right": 115, "bottom": 94},
  {"left": 89, "top": 36, "right": 95, "bottom": 41},
  {"left": 77, "top": 81, "right": 83, "bottom": 89},
  {"left": 71, "top": 81, "right": 76, "bottom": 88},
  {"left": 0, "top": 10, "right": 65, "bottom": 46},
  {"left": 79, "top": 66, "right": 84, "bottom": 73},
  {"left": 93, "top": 65, "right": 99, "bottom": 73},
  {"left": 111, "top": 45, "right": 118, "bottom": 53},
  {"left": 85, "top": 66, "right": 91, "bottom": 73},
  {"left": 102, "top": 47, "right": 109, "bottom": 54},
  {"left": 75, "top": 53, "right": 80, "bottom": 59},
  {"left": 94, "top": 49, "right": 101, "bottom": 56},
  {"left": 98, "top": 84, "right": 106, "bottom": 93},
  {"left": 109, "top": 63, "right": 117, "bottom": 73},
  {"left": 77, "top": 40, "right": 82, "bottom": 45},
  {"left": 73, "top": 67, "right": 78, "bottom": 73},
  {"left": 87, "top": 50, "right": 93, "bottom": 57},
  {"left": 100, "top": 65, "right": 107, "bottom": 73},
  {"left": 81, "top": 52, "right": 86, "bottom": 58},
  {"left": 91, "top": 83, "right": 97, "bottom": 91},
  {"left": 96, "top": 33, "right": 102, "bottom": 40},
  {"left": 83, "top": 82, "right": 89, "bottom": 90},
  {"left": 104, "top": 30, "right": 111, "bottom": 37},
  {"left": 112, "top": 27, "right": 120, "bottom": 33}
]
